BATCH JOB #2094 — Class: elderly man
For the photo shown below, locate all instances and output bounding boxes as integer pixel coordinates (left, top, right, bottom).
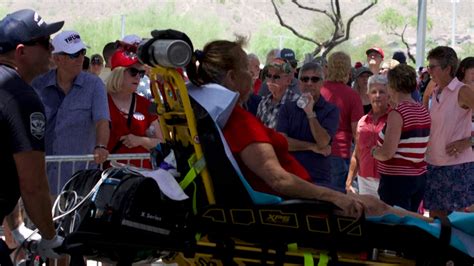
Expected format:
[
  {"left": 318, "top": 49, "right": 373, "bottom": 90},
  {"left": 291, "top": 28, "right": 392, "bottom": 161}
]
[
  {"left": 366, "top": 46, "right": 384, "bottom": 75},
  {"left": 277, "top": 62, "right": 339, "bottom": 187},
  {"left": 0, "top": 9, "right": 64, "bottom": 263},
  {"left": 32, "top": 30, "right": 110, "bottom": 195},
  {"left": 256, "top": 58, "right": 299, "bottom": 129},
  {"left": 259, "top": 48, "right": 300, "bottom": 97}
]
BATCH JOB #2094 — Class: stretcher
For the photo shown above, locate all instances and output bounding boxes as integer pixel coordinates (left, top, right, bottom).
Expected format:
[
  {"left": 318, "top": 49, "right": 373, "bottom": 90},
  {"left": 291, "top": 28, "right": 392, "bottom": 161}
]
[{"left": 56, "top": 32, "right": 474, "bottom": 266}]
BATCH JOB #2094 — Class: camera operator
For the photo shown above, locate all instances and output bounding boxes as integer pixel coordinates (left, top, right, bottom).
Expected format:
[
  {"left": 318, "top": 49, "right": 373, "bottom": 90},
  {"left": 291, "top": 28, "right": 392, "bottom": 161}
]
[{"left": 0, "top": 9, "right": 64, "bottom": 264}]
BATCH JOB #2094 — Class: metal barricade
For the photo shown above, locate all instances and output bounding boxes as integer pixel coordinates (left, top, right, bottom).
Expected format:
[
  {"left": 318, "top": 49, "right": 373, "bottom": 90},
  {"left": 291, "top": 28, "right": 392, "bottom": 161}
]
[{"left": 45, "top": 153, "right": 151, "bottom": 196}]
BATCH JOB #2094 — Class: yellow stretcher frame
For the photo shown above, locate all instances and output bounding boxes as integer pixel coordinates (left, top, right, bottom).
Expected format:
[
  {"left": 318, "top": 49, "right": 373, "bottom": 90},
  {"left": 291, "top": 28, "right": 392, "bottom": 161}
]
[
  {"left": 149, "top": 67, "right": 415, "bottom": 266},
  {"left": 149, "top": 66, "right": 215, "bottom": 204}
]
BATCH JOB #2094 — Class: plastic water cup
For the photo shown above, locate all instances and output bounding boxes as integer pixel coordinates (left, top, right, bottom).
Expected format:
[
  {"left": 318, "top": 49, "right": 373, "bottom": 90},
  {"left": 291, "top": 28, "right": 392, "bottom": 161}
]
[{"left": 297, "top": 95, "right": 310, "bottom": 109}]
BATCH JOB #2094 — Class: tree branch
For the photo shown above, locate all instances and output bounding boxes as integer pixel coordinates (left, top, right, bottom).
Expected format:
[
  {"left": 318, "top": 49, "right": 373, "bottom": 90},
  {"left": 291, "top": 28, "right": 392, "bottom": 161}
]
[
  {"left": 398, "top": 25, "right": 416, "bottom": 64},
  {"left": 330, "top": 0, "right": 337, "bottom": 19},
  {"left": 271, "top": 0, "right": 378, "bottom": 58},
  {"left": 291, "top": 0, "right": 336, "bottom": 25},
  {"left": 334, "top": 0, "right": 344, "bottom": 32},
  {"left": 339, "top": 1, "right": 377, "bottom": 45},
  {"left": 322, "top": 0, "right": 378, "bottom": 57},
  {"left": 270, "top": 0, "right": 321, "bottom": 46}
]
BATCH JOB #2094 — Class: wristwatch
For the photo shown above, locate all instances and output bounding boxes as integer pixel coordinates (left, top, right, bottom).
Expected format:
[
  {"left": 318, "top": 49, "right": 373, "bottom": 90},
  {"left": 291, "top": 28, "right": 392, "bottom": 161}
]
[
  {"left": 94, "top": 144, "right": 108, "bottom": 150},
  {"left": 306, "top": 111, "right": 317, "bottom": 119}
]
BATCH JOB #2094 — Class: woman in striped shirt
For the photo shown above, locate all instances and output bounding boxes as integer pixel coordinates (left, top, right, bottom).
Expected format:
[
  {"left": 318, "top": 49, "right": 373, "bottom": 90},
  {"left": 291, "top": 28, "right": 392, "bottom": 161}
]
[{"left": 371, "top": 64, "right": 431, "bottom": 212}]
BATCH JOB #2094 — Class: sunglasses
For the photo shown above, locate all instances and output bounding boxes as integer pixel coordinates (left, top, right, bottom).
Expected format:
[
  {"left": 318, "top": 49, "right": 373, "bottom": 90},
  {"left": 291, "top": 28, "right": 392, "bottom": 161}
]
[
  {"left": 300, "top": 76, "right": 322, "bottom": 83},
  {"left": 127, "top": 67, "right": 146, "bottom": 78},
  {"left": 60, "top": 49, "right": 86, "bottom": 59},
  {"left": 23, "top": 36, "right": 51, "bottom": 50},
  {"left": 91, "top": 57, "right": 103, "bottom": 65},
  {"left": 265, "top": 73, "right": 282, "bottom": 81}
]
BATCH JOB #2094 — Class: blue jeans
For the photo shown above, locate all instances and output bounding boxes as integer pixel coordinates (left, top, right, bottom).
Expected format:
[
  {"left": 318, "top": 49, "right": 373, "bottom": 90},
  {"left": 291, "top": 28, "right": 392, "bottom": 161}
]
[{"left": 329, "top": 156, "right": 350, "bottom": 192}]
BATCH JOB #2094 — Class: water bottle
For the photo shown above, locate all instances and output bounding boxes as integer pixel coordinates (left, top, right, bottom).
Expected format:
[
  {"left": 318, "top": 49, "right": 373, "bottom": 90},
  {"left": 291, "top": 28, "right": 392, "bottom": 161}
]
[{"left": 296, "top": 94, "right": 310, "bottom": 109}]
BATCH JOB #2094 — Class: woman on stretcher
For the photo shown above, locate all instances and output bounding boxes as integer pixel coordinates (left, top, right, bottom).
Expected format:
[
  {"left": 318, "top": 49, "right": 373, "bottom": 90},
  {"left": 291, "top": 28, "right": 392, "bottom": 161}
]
[{"left": 185, "top": 36, "right": 430, "bottom": 221}]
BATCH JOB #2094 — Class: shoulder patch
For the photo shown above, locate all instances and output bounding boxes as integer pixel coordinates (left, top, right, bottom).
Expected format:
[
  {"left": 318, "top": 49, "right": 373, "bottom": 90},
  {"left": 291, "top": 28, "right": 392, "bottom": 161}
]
[{"left": 30, "top": 112, "right": 46, "bottom": 140}]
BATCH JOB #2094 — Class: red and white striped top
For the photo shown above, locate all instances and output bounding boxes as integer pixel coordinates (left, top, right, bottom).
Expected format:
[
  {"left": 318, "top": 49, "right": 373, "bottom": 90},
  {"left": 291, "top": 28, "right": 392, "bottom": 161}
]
[{"left": 377, "top": 101, "right": 431, "bottom": 176}]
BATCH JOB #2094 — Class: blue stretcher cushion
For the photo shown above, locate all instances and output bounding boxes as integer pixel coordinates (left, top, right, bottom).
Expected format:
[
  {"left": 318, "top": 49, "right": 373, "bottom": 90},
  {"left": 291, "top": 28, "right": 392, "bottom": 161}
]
[{"left": 367, "top": 211, "right": 474, "bottom": 257}]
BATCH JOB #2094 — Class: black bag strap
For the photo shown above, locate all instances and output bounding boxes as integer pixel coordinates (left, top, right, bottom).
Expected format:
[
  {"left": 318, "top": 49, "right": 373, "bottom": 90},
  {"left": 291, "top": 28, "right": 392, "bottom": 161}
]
[
  {"left": 111, "top": 93, "right": 136, "bottom": 153},
  {"left": 126, "top": 93, "right": 136, "bottom": 129},
  {"left": 437, "top": 215, "right": 452, "bottom": 247}
]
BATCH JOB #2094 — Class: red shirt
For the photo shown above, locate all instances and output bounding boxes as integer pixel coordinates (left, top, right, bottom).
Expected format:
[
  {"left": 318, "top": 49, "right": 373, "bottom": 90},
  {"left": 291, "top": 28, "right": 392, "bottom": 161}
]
[
  {"left": 320, "top": 81, "right": 364, "bottom": 158},
  {"left": 356, "top": 108, "right": 390, "bottom": 179},
  {"left": 223, "top": 106, "right": 311, "bottom": 195},
  {"left": 253, "top": 78, "right": 262, "bottom": 95},
  {"left": 107, "top": 93, "right": 158, "bottom": 168}
]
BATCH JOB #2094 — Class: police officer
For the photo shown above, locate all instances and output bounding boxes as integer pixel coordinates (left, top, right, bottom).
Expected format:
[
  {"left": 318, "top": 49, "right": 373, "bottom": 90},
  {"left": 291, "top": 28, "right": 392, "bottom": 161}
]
[{"left": 0, "top": 9, "right": 64, "bottom": 264}]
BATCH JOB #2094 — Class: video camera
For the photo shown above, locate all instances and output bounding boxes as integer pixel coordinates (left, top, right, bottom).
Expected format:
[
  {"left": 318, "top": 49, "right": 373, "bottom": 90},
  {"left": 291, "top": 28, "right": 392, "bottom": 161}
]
[{"left": 137, "top": 29, "right": 194, "bottom": 68}]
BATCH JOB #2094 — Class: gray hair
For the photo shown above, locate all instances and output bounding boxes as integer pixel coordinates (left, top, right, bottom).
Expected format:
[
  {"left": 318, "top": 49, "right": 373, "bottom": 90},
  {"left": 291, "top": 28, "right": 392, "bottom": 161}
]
[
  {"left": 298, "top": 62, "right": 324, "bottom": 80},
  {"left": 367, "top": 74, "right": 388, "bottom": 93},
  {"left": 247, "top": 53, "right": 259, "bottom": 62}
]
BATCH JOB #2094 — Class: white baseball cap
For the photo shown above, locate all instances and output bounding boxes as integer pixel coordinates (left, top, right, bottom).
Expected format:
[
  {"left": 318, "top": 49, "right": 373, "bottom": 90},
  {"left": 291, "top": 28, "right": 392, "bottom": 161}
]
[
  {"left": 52, "top": 30, "right": 87, "bottom": 54},
  {"left": 121, "top": 34, "right": 141, "bottom": 45}
]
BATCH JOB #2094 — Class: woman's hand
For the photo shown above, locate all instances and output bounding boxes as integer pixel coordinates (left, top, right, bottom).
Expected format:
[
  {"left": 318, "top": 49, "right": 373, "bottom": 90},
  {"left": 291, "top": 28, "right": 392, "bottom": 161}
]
[
  {"left": 332, "top": 193, "right": 365, "bottom": 218},
  {"left": 353, "top": 194, "right": 433, "bottom": 222},
  {"left": 465, "top": 204, "right": 474, "bottom": 212},
  {"left": 346, "top": 184, "right": 357, "bottom": 194},
  {"left": 446, "top": 137, "right": 471, "bottom": 157},
  {"left": 120, "top": 134, "right": 143, "bottom": 148},
  {"left": 352, "top": 194, "right": 390, "bottom": 217}
]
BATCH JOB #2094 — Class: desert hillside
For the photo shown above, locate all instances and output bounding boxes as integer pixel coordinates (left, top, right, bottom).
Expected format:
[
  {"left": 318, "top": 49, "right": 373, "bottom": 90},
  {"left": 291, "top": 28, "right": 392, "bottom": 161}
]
[{"left": 2, "top": 0, "right": 473, "bottom": 60}]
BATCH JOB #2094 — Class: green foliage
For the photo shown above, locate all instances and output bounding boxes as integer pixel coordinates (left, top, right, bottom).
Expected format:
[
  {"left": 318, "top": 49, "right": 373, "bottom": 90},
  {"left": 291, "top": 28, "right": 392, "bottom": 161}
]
[
  {"left": 377, "top": 7, "right": 432, "bottom": 33},
  {"left": 377, "top": 8, "right": 405, "bottom": 31},
  {"left": 0, "top": 5, "right": 9, "bottom": 18},
  {"left": 459, "top": 43, "right": 474, "bottom": 60},
  {"left": 407, "top": 15, "right": 433, "bottom": 31},
  {"left": 71, "top": 2, "right": 226, "bottom": 56}
]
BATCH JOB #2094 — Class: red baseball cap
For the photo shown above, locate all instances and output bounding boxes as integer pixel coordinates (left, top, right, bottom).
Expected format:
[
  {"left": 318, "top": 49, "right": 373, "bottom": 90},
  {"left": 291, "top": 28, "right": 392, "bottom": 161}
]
[
  {"left": 111, "top": 49, "right": 139, "bottom": 70},
  {"left": 366, "top": 47, "right": 384, "bottom": 59}
]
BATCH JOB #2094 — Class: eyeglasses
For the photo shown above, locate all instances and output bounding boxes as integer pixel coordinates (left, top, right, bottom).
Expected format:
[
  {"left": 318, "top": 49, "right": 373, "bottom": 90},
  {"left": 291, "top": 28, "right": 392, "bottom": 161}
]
[
  {"left": 23, "top": 36, "right": 51, "bottom": 50},
  {"left": 300, "top": 76, "right": 322, "bottom": 83},
  {"left": 427, "top": 64, "right": 442, "bottom": 70},
  {"left": 265, "top": 73, "right": 281, "bottom": 81},
  {"left": 59, "top": 49, "right": 86, "bottom": 59},
  {"left": 126, "top": 67, "right": 146, "bottom": 78}
]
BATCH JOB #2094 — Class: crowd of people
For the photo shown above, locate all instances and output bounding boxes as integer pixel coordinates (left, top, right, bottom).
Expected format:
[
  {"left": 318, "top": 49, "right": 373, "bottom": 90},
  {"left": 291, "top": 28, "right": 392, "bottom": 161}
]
[
  {"left": 247, "top": 45, "right": 473, "bottom": 217},
  {"left": 0, "top": 8, "right": 473, "bottom": 265}
]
